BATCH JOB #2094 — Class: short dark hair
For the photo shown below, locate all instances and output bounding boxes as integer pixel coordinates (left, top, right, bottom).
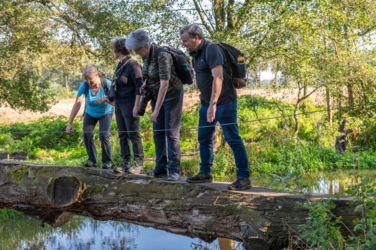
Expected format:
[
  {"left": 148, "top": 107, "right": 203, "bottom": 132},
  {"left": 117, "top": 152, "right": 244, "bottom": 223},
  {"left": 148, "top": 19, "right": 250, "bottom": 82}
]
[
  {"left": 180, "top": 24, "right": 204, "bottom": 39},
  {"left": 111, "top": 38, "right": 130, "bottom": 55}
]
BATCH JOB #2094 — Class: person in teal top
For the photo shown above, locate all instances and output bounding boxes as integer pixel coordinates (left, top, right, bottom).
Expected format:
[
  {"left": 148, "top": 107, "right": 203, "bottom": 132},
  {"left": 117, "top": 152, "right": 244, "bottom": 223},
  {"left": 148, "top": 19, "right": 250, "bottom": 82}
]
[
  {"left": 76, "top": 77, "right": 113, "bottom": 118},
  {"left": 66, "top": 66, "right": 114, "bottom": 169}
]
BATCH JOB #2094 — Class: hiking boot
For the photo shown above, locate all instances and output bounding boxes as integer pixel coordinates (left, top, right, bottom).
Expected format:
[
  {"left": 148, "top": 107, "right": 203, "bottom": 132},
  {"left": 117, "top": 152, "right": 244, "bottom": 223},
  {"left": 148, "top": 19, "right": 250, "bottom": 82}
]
[
  {"left": 167, "top": 172, "right": 179, "bottom": 181},
  {"left": 113, "top": 158, "right": 130, "bottom": 174},
  {"left": 145, "top": 170, "right": 168, "bottom": 178},
  {"left": 228, "top": 178, "right": 252, "bottom": 190},
  {"left": 84, "top": 161, "right": 98, "bottom": 168},
  {"left": 129, "top": 158, "right": 144, "bottom": 174},
  {"left": 102, "top": 162, "right": 112, "bottom": 170},
  {"left": 186, "top": 172, "right": 213, "bottom": 183}
]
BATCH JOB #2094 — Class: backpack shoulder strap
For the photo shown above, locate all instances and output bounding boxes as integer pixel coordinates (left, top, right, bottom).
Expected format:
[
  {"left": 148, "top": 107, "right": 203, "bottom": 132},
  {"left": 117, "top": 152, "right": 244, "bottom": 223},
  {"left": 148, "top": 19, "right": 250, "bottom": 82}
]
[
  {"left": 84, "top": 81, "right": 89, "bottom": 97},
  {"left": 205, "top": 42, "right": 233, "bottom": 78},
  {"left": 217, "top": 43, "right": 233, "bottom": 78},
  {"left": 154, "top": 47, "right": 170, "bottom": 64},
  {"left": 83, "top": 82, "right": 89, "bottom": 117},
  {"left": 100, "top": 77, "right": 109, "bottom": 95},
  {"left": 204, "top": 42, "right": 216, "bottom": 63}
]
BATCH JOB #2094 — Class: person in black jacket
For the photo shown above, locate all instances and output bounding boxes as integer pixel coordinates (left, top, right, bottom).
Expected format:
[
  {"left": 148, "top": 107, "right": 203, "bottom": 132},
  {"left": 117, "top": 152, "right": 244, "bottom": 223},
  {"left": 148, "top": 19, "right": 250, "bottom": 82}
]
[{"left": 111, "top": 39, "right": 144, "bottom": 174}]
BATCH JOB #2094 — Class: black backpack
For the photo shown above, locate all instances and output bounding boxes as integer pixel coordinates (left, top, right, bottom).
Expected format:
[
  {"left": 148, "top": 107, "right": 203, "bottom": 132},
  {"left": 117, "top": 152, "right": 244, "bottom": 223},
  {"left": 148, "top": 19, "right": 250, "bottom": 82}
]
[
  {"left": 154, "top": 46, "right": 194, "bottom": 85},
  {"left": 205, "top": 43, "right": 247, "bottom": 89},
  {"left": 83, "top": 76, "right": 109, "bottom": 116}
]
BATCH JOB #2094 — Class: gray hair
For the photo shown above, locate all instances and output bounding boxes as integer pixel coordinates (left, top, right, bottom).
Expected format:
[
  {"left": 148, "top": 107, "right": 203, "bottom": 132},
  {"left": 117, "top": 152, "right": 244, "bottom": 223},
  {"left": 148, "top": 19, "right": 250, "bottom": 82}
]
[
  {"left": 179, "top": 24, "right": 204, "bottom": 39},
  {"left": 125, "top": 29, "right": 151, "bottom": 50},
  {"left": 82, "top": 66, "right": 98, "bottom": 79}
]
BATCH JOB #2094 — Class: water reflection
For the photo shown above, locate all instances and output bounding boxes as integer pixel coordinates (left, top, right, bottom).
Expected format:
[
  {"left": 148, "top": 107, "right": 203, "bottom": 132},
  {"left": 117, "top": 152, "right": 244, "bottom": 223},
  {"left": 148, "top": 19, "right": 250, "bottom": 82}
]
[
  {"left": 252, "top": 169, "right": 376, "bottom": 195},
  {"left": 0, "top": 213, "right": 244, "bottom": 250},
  {"left": 3, "top": 169, "right": 375, "bottom": 249}
]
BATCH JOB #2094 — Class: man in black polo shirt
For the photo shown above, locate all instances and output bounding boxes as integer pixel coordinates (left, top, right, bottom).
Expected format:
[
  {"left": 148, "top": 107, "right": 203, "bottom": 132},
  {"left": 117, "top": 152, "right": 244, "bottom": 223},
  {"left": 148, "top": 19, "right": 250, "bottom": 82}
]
[{"left": 179, "top": 24, "right": 252, "bottom": 190}]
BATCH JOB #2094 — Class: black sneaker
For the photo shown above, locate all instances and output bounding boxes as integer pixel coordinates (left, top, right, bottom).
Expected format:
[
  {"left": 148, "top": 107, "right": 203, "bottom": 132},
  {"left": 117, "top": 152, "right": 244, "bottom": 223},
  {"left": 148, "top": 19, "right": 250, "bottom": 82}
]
[
  {"left": 84, "top": 161, "right": 98, "bottom": 168},
  {"left": 113, "top": 158, "right": 130, "bottom": 173},
  {"left": 186, "top": 172, "right": 213, "bottom": 183},
  {"left": 228, "top": 178, "right": 252, "bottom": 190},
  {"left": 145, "top": 170, "right": 168, "bottom": 178},
  {"left": 102, "top": 162, "right": 111, "bottom": 170},
  {"left": 129, "top": 158, "right": 144, "bottom": 174}
]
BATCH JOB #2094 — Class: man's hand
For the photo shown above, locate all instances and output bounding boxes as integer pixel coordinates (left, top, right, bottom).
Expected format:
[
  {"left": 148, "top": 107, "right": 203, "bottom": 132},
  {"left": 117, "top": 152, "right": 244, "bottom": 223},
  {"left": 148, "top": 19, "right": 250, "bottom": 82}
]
[
  {"left": 133, "top": 106, "right": 139, "bottom": 118},
  {"left": 207, "top": 105, "right": 216, "bottom": 123},
  {"left": 66, "top": 124, "right": 74, "bottom": 134},
  {"left": 150, "top": 109, "right": 159, "bottom": 123}
]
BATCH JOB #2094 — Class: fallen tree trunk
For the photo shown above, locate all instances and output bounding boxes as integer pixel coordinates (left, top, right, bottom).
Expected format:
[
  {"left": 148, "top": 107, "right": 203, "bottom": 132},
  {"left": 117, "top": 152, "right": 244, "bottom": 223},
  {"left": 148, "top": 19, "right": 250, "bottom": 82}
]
[{"left": 0, "top": 161, "right": 357, "bottom": 249}]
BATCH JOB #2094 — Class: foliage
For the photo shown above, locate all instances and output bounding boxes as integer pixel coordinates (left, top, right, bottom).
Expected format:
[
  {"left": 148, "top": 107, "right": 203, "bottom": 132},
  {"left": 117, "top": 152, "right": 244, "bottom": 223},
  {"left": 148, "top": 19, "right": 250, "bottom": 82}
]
[
  {"left": 0, "top": 211, "right": 138, "bottom": 249},
  {"left": 262, "top": 163, "right": 376, "bottom": 249},
  {"left": 0, "top": 0, "right": 136, "bottom": 111},
  {"left": 190, "top": 242, "right": 210, "bottom": 250},
  {"left": 1, "top": 96, "right": 376, "bottom": 179},
  {"left": 2, "top": 0, "right": 376, "bottom": 117},
  {"left": 0, "top": 209, "right": 21, "bottom": 221}
]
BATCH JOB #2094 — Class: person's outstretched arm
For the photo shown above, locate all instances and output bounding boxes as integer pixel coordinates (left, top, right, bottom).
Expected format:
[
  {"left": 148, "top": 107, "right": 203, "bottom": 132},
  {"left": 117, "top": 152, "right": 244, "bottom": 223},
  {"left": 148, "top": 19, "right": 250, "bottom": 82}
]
[{"left": 66, "top": 96, "right": 84, "bottom": 133}]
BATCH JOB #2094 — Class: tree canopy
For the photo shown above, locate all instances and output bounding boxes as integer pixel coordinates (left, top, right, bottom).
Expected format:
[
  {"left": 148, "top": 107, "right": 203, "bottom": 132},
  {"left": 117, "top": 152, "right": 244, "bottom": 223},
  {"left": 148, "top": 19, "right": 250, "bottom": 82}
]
[
  {"left": 1, "top": 0, "right": 376, "bottom": 117},
  {"left": 0, "top": 0, "right": 135, "bottom": 111}
]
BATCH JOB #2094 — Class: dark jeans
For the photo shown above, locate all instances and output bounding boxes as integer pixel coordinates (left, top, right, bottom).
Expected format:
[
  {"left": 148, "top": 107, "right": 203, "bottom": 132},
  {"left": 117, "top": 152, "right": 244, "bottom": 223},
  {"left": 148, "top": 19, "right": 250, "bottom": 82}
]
[
  {"left": 115, "top": 102, "right": 144, "bottom": 161},
  {"left": 83, "top": 113, "right": 112, "bottom": 164},
  {"left": 198, "top": 100, "right": 250, "bottom": 178},
  {"left": 151, "top": 85, "right": 183, "bottom": 175}
]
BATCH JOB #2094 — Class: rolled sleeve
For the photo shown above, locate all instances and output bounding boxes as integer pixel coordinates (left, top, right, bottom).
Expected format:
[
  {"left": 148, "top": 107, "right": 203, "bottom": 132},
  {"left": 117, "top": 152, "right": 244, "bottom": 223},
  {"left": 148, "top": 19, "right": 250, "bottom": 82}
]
[{"left": 157, "top": 52, "right": 172, "bottom": 81}]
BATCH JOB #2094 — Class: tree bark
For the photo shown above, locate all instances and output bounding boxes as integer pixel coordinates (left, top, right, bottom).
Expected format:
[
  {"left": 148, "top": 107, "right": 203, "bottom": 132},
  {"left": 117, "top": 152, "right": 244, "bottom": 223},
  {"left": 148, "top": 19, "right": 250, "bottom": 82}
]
[
  {"left": 0, "top": 161, "right": 359, "bottom": 249},
  {"left": 226, "top": 0, "right": 235, "bottom": 29},
  {"left": 326, "top": 86, "right": 332, "bottom": 124},
  {"left": 293, "top": 101, "right": 300, "bottom": 135},
  {"left": 294, "top": 86, "right": 320, "bottom": 134},
  {"left": 338, "top": 86, "right": 343, "bottom": 120},
  {"left": 192, "top": 0, "right": 213, "bottom": 34},
  {"left": 302, "top": 86, "right": 307, "bottom": 113},
  {"left": 213, "top": 0, "right": 225, "bottom": 30},
  {"left": 347, "top": 82, "right": 354, "bottom": 106}
]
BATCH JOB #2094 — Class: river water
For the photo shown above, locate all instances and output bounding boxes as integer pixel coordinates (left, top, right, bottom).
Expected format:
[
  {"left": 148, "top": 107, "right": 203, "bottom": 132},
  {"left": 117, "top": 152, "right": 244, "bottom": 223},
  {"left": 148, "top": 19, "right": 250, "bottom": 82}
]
[
  {"left": 0, "top": 214, "right": 244, "bottom": 250},
  {"left": 1, "top": 169, "right": 375, "bottom": 250}
]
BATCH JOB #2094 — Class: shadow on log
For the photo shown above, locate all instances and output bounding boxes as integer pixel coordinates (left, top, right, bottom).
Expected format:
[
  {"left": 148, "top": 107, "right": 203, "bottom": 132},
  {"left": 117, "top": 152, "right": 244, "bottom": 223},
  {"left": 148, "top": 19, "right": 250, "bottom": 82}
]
[{"left": 0, "top": 161, "right": 358, "bottom": 250}]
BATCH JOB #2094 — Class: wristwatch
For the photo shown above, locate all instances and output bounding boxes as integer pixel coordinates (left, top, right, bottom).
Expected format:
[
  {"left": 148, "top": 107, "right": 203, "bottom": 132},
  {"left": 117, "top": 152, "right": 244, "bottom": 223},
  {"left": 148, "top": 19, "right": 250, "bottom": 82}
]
[{"left": 209, "top": 100, "right": 217, "bottom": 106}]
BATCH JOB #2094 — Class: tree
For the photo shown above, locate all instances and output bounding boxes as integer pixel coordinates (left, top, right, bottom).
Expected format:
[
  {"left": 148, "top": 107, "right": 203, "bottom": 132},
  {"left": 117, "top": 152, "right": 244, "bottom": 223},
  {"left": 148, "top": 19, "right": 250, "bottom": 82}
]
[
  {"left": 0, "top": 0, "right": 136, "bottom": 111},
  {"left": 2, "top": 0, "right": 376, "bottom": 118}
]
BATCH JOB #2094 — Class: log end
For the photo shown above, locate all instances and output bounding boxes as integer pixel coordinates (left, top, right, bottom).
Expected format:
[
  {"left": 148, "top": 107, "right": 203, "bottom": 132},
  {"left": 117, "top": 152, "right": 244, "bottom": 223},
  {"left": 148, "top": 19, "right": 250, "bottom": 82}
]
[{"left": 47, "top": 176, "right": 86, "bottom": 207}]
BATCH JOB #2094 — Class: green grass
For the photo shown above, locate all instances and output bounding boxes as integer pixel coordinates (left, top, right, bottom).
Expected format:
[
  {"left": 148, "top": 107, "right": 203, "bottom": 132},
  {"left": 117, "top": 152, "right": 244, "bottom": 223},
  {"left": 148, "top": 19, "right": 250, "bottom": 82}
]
[{"left": 1, "top": 95, "right": 376, "bottom": 178}]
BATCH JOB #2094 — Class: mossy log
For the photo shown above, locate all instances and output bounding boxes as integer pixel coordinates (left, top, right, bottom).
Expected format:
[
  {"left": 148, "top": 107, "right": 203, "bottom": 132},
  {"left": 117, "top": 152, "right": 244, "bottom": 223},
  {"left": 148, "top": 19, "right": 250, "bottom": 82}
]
[{"left": 0, "top": 161, "right": 358, "bottom": 249}]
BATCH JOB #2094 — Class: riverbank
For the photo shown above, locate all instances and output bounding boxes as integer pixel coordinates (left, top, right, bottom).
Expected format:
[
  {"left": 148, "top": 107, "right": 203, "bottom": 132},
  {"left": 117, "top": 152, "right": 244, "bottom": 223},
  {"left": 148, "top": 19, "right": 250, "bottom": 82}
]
[
  {"left": 0, "top": 87, "right": 327, "bottom": 125},
  {"left": 1, "top": 94, "right": 375, "bottom": 179}
]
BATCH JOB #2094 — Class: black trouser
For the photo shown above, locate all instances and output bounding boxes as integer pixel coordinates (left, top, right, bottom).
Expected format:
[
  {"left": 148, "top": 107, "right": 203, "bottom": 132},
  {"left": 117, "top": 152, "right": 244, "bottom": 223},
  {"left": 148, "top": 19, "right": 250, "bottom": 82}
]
[
  {"left": 83, "top": 113, "right": 112, "bottom": 164},
  {"left": 151, "top": 85, "right": 183, "bottom": 175},
  {"left": 115, "top": 102, "right": 144, "bottom": 161}
]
